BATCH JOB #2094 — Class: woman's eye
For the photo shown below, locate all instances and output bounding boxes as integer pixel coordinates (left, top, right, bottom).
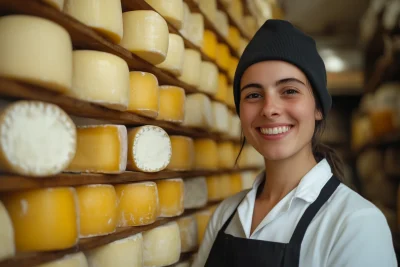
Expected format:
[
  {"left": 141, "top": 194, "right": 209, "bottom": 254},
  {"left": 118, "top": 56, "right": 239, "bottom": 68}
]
[
  {"left": 284, "top": 89, "right": 298, "bottom": 95},
  {"left": 246, "top": 93, "right": 261, "bottom": 99}
]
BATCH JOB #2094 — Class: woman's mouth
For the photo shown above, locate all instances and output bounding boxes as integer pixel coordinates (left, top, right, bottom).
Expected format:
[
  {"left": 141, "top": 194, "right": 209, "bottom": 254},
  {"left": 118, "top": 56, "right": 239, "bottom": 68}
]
[{"left": 257, "top": 125, "right": 293, "bottom": 139}]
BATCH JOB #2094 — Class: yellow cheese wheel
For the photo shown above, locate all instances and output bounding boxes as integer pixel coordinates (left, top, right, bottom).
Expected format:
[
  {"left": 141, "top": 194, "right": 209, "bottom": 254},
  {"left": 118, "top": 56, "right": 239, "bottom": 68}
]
[
  {"left": 145, "top": 0, "right": 184, "bottom": 29},
  {"left": 206, "top": 175, "right": 221, "bottom": 201},
  {"left": 0, "top": 15, "right": 72, "bottom": 93},
  {"left": 226, "top": 84, "right": 235, "bottom": 108},
  {"left": 194, "top": 139, "right": 218, "bottom": 170},
  {"left": 64, "top": 0, "right": 123, "bottom": 44},
  {"left": 66, "top": 125, "right": 127, "bottom": 174},
  {"left": 158, "top": 86, "right": 186, "bottom": 123},
  {"left": 178, "top": 49, "right": 202, "bottom": 87},
  {"left": 201, "top": 30, "right": 217, "bottom": 60},
  {"left": 229, "top": 57, "right": 239, "bottom": 81},
  {"left": 115, "top": 182, "right": 159, "bottom": 227},
  {"left": 127, "top": 71, "right": 159, "bottom": 118},
  {"left": 0, "top": 201, "right": 15, "bottom": 261},
  {"left": 156, "top": 178, "right": 185, "bottom": 217},
  {"left": 239, "top": 38, "right": 248, "bottom": 56},
  {"left": 195, "top": 210, "right": 212, "bottom": 246},
  {"left": 230, "top": 173, "right": 243, "bottom": 196},
  {"left": 36, "top": 252, "right": 88, "bottom": 267},
  {"left": 156, "top": 34, "right": 185, "bottom": 76},
  {"left": 199, "top": 61, "right": 219, "bottom": 95},
  {"left": 215, "top": 73, "right": 228, "bottom": 103},
  {"left": 120, "top": 10, "right": 169, "bottom": 65},
  {"left": 177, "top": 215, "right": 198, "bottom": 253},
  {"left": 217, "top": 141, "right": 235, "bottom": 168},
  {"left": 167, "top": 135, "right": 195, "bottom": 171},
  {"left": 68, "top": 50, "right": 130, "bottom": 111},
  {"left": 228, "top": 26, "right": 241, "bottom": 50},
  {"left": 76, "top": 185, "right": 117, "bottom": 238},
  {"left": 2, "top": 187, "right": 78, "bottom": 252},
  {"left": 216, "top": 43, "right": 231, "bottom": 71}
]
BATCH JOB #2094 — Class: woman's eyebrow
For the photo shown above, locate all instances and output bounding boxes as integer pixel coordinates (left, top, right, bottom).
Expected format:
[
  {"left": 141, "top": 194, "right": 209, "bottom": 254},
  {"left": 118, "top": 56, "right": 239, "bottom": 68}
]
[
  {"left": 276, "top": 77, "right": 306, "bottom": 86},
  {"left": 240, "top": 83, "right": 263, "bottom": 91}
]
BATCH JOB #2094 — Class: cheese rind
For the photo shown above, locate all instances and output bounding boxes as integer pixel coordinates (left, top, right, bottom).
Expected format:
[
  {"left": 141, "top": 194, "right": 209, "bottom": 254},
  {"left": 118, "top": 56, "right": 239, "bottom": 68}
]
[
  {"left": 157, "top": 86, "right": 186, "bottom": 123},
  {"left": 195, "top": 210, "right": 212, "bottom": 246},
  {"left": 215, "top": 73, "right": 228, "bottom": 103},
  {"left": 178, "top": 49, "right": 201, "bottom": 87},
  {"left": 156, "top": 178, "right": 185, "bottom": 217},
  {"left": 211, "top": 101, "right": 230, "bottom": 133},
  {"left": 187, "top": 13, "right": 204, "bottom": 47},
  {"left": 183, "top": 177, "right": 208, "bottom": 209},
  {"left": 143, "top": 222, "right": 181, "bottom": 267},
  {"left": 64, "top": 0, "right": 123, "bottom": 44},
  {"left": 0, "top": 201, "right": 15, "bottom": 261},
  {"left": 177, "top": 215, "right": 198, "bottom": 252},
  {"left": 215, "top": 11, "right": 229, "bottom": 37},
  {"left": 66, "top": 125, "right": 127, "bottom": 174},
  {"left": 2, "top": 187, "right": 78, "bottom": 252},
  {"left": 202, "top": 30, "right": 217, "bottom": 60},
  {"left": 36, "top": 252, "right": 88, "bottom": 267},
  {"left": 68, "top": 50, "right": 130, "bottom": 111},
  {"left": 76, "top": 185, "right": 117, "bottom": 238},
  {"left": 145, "top": 0, "right": 184, "bottom": 29},
  {"left": 228, "top": 26, "right": 240, "bottom": 50},
  {"left": 120, "top": 10, "right": 169, "bottom": 65},
  {"left": 127, "top": 71, "right": 159, "bottom": 118},
  {"left": 229, "top": 57, "right": 239, "bottom": 81},
  {"left": 0, "top": 101, "right": 76, "bottom": 177},
  {"left": 128, "top": 125, "right": 172, "bottom": 172},
  {"left": 194, "top": 139, "right": 218, "bottom": 170},
  {"left": 199, "top": 0, "right": 217, "bottom": 24},
  {"left": 217, "top": 142, "right": 235, "bottom": 168},
  {"left": 86, "top": 233, "right": 143, "bottom": 267},
  {"left": 167, "top": 136, "right": 195, "bottom": 171},
  {"left": 156, "top": 34, "right": 185, "bottom": 76},
  {"left": 115, "top": 182, "right": 159, "bottom": 227},
  {"left": 216, "top": 44, "right": 231, "bottom": 71},
  {"left": 0, "top": 15, "right": 72, "bottom": 93},
  {"left": 199, "top": 62, "right": 219, "bottom": 95},
  {"left": 182, "top": 93, "right": 214, "bottom": 129}
]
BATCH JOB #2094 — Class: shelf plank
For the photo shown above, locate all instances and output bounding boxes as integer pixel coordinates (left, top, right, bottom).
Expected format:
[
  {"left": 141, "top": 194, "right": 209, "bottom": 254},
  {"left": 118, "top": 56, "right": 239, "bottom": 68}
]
[
  {"left": 184, "top": 0, "right": 241, "bottom": 59},
  {"left": 0, "top": 202, "right": 218, "bottom": 267},
  {"left": 354, "top": 131, "right": 400, "bottom": 155},
  {"left": 216, "top": 0, "right": 251, "bottom": 40},
  {"left": 0, "top": 167, "right": 257, "bottom": 192}
]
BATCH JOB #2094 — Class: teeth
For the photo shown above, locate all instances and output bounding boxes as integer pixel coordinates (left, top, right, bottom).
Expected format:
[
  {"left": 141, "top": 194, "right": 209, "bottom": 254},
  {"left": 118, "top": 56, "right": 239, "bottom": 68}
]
[{"left": 260, "top": 126, "right": 291, "bottom": 135}]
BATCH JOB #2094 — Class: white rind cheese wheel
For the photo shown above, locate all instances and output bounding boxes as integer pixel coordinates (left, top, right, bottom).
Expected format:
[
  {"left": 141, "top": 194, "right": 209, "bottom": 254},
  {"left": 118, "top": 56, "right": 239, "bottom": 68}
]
[
  {"left": 199, "top": 0, "right": 217, "bottom": 24},
  {"left": 143, "top": 222, "right": 181, "bottom": 267},
  {"left": 156, "top": 34, "right": 185, "bottom": 76},
  {"left": 241, "top": 171, "right": 257, "bottom": 190},
  {"left": 36, "top": 252, "right": 88, "bottom": 267},
  {"left": 127, "top": 125, "right": 172, "bottom": 172},
  {"left": 68, "top": 50, "right": 130, "bottom": 111},
  {"left": 0, "top": 15, "right": 73, "bottom": 93},
  {"left": 183, "top": 177, "right": 208, "bottom": 209},
  {"left": 41, "top": 0, "right": 65, "bottom": 11},
  {"left": 177, "top": 215, "right": 198, "bottom": 253},
  {"left": 211, "top": 101, "right": 229, "bottom": 133},
  {"left": 199, "top": 61, "right": 218, "bottom": 95},
  {"left": 64, "top": 0, "right": 123, "bottom": 44},
  {"left": 66, "top": 125, "right": 127, "bottom": 174},
  {"left": 178, "top": 2, "right": 191, "bottom": 39},
  {"left": 215, "top": 10, "right": 229, "bottom": 37},
  {"left": 0, "top": 201, "right": 15, "bottom": 261},
  {"left": 182, "top": 93, "right": 214, "bottom": 129},
  {"left": 229, "top": 114, "right": 242, "bottom": 139},
  {"left": 187, "top": 13, "right": 204, "bottom": 47},
  {"left": 120, "top": 10, "right": 169, "bottom": 65},
  {"left": 178, "top": 49, "right": 201, "bottom": 87},
  {"left": 0, "top": 101, "right": 76, "bottom": 177},
  {"left": 145, "top": 0, "right": 184, "bottom": 29},
  {"left": 86, "top": 233, "right": 143, "bottom": 267}
]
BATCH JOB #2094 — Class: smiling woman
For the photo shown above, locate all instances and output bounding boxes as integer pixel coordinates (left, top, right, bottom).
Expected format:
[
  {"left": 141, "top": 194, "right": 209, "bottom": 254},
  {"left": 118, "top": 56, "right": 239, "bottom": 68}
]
[{"left": 191, "top": 20, "right": 397, "bottom": 267}]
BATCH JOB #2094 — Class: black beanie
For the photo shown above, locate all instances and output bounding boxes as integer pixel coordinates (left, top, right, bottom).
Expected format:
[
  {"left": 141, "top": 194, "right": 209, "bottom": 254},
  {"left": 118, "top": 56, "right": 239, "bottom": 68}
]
[{"left": 233, "top": 19, "right": 332, "bottom": 117}]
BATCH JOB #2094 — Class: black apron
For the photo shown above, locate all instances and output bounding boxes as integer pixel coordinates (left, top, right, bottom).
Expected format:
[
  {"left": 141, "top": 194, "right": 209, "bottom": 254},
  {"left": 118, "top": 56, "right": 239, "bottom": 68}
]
[{"left": 204, "top": 176, "right": 340, "bottom": 267}]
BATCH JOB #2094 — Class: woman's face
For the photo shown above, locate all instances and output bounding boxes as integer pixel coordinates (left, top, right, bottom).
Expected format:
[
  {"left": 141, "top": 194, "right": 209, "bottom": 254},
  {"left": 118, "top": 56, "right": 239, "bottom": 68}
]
[{"left": 239, "top": 60, "right": 322, "bottom": 161}]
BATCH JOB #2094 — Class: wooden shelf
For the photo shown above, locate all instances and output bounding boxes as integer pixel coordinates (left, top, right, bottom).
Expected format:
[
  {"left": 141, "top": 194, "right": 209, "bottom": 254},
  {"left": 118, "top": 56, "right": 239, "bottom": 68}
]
[
  {"left": 0, "top": 167, "right": 258, "bottom": 192},
  {"left": 0, "top": 202, "right": 219, "bottom": 267},
  {"left": 355, "top": 131, "right": 400, "bottom": 155},
  {"left": 0, "top": 0, "right": 234, "bottom": 110},
  {"left": 216, "top": 0, "right": 251, "bottom": 40},
  {"left": 184, "top": 0, "right": 241, "bottom": 59}
]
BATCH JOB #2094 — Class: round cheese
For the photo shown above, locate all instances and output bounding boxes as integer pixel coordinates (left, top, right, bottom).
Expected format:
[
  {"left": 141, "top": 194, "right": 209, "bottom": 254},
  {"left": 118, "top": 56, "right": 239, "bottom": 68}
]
[
  {"left": 178, "top": 49, "right": 202, "bottom": 87},
  {"left": 157, "top": 86, "right": 186, "bottom": 123},
  {"left": 41, "top": 0, "right": 64, "bottom": 11},
  {"left": 3, "top": 187, "right": 78, "bottom": 252},
  {"left": 194, "top": 139, "right": 218, "bottom": 170},
  {"left": 177, "top": 215, "right": 198, "bottom": 253},
  {"left": 216, "top": 44, "right": 231, "bottom": 71},
  {"left": 35, "top": 252, "right": 88, "bottom": 267},
  {"left": 68, "top": 50, "right": 130, "bottom": 111},
  {"left": 230, "top": 173, "right": 243, "bottom": 195},
  {"left": 241, "top": 171, "right": 257, "bottom": 190},
  {"left": 187, "top": 13, "right": 204, "bottom": 47},
  {"left": 76, "top": 184, "right": 118, "bottom": 238},
  {"left": 167, "top": 135, "right": 195, "bottom": 171},
  {"left": 217, "top": 141, "right": 235, "bottom": 169},
  {"left": 64, "top": 0, "right": 123, "bottom": 44},
  {"left": 145, "top": 0, "right": 184, "bottom": 29},
  {"left": 211, "top": 101, "right": 230, "bottom": 133},
  {"left": 229, "top": 113, "right": 242, "bottom": 139},
  {"left": 199, "top": 0, "right": 217, "bottom": 24},
  {"left": 228, "top": 26, "right": 240, "bottom": 50},
  {"left": 199, "top": 61, "right": 219, "bottom": 95},
  {"left": 215, "top": 10, "right": 229, "bottom": 38},
  {"left": 156, "top": 178, "right": 185, "bottom": 217},
  {"left": 215, "top": 73, "right": 228, "bottom": 103},
  {"left": 182, "top": 93, "right": 214, "bottom": 129},
  {"left": 127, "top": 72, "right": 159, "bottom": 118},
  {"left": 202, "top": 30, "right": 217, "bottom": 60},
  {"left": 206, "top": 175, "right": 222, "bottom": 201},
  {"left": 120, "top": 10, "right": 169, "bottom": 65},
  {"left": 115, "top": 182, "right": 159, "bottom": 227},
  {"left": 239, "top": 38, "right": 248, "bottom": 56},
  {"left": 195, "top": 210, "right": 212, "bottom": 246},
  {"left": 0, "top": 201, "right": 15, "bottom": 261},
  {"left": 229, "top": 57, "right": 239, "bottom": 81},
  {"left": 0, "top": 101, "right": 76, "bottom": 177},
  {"left": 183, "top": 176, "right": 208, "bottom": 209},
  {"left": 0, "top": 15, "right": 72, "bottom": 93},
  {"left": 226, "top": 84, "right": 235, "bottom": 108},
  {"left": 156, "top": 34, "right": 185, "bottom": 76}
]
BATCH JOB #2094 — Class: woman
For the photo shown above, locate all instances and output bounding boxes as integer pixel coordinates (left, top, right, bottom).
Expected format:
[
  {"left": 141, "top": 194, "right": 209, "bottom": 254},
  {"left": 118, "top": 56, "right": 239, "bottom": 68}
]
[{"left": 191, "top": 19, "right": 397, "bottom": 267}]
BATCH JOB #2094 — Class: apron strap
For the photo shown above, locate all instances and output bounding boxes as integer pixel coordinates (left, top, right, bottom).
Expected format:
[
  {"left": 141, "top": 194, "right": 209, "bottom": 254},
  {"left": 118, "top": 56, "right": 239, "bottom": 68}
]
[{"left": 289, "top": 176, "right": 340, "bottom": 245}]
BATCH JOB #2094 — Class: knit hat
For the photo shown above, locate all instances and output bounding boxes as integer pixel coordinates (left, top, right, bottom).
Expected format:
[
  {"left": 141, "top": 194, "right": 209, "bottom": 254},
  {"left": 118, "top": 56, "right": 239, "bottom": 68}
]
[{"left": 233, "top": 19, "right": 332, "bottom": 117}]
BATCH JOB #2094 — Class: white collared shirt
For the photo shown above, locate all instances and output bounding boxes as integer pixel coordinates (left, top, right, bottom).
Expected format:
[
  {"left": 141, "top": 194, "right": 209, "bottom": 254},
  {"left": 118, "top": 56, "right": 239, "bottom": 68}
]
[{"left": 192, "top": 159, "right": 397, "bottom": 267}]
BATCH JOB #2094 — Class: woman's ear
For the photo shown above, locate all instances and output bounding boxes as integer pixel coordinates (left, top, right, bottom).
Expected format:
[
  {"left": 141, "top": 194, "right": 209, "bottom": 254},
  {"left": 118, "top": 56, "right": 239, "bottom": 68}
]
[{"left": 315, "top": 109, "right": 323, "bottom": 121}]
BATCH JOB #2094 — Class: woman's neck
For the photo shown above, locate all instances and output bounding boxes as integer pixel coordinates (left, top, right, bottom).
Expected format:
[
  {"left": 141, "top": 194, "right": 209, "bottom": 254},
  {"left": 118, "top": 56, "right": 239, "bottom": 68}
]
[{"left": 258, "top": 145, "right": 317, "bottom": 202}]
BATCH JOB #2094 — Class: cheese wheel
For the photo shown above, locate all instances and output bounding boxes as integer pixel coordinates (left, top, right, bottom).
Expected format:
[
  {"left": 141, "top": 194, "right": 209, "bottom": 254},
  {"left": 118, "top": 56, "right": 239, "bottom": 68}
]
[
  {"left": 228, "top": 26, "right": 241, "bottom": 50},
  {"left": 241, "top": 171, "right": 257, "bottom": 190},
  {"left": 183, "top": 177, "right": 208, "bottom": 209},
  {"left": 195, "top": 210, "right": 212, "bottom": 246},
  {"left": 211, "top": 101, "right": 230, "bottom": 133},
  {"left": 156, "top": 178, "right": 185, "bottom": 217},
  {"left": 127, "top": 72, "right": 159, "bottom": 118},
  {"left": 156, "top": 34, "right": 185, "bottom": 76},
  {"left": 206, "top": 175, "right": 222, "bottom": 201},
  {"left": 229, "top": 57, "right": 239, "bottom": 81},
  {"left": 226, "top": 84, "right": 235, "bottom": 108},
  {"left": 238, "top": 145, "right": 264, "bottom": 168},
  {"left": 0, "top": 101, "right": 76, "bottom": 177},
  {"left": 202, "top": 30, "right": 217, "bottom": 60},
  {"left": 194, "top": 139, "right": 218, "bottom": 170},
  {"left": 143, "top": 222, "right": 181, "bottom": 267},
  {"left": 187, "top": 13, "right": 204, "bottom": 47},
  {"left": 2, "top": 187, "right": 78, "bottom": 252},
  {"left": 64, "top": 0, "right": 123, "bottom": 44},
  {"left": 127, "top": 125, "right": 172, "bottom": 172},
  {"left": 230, "top": 173, "right": 243, "bottom": 195},
  {"left": 145, "top": 0, "right": 184, "bottom": 29},
  {"left": 219, "top": 174, "right": 233, "bottom": 199},
  {"left": 178, "top": 49, "right": 202, "bottom": 87},
  {"left": 216, "top": 44, "right": 231, "bottom": 71},
  {"left": 182, "top": 93, "right": 214, "bottom": 129},
  {"left": 199, "top": 61, "right": 219, "bottom": 95},
  {"left": 218, "top": 141, "right": 235, "bottom": 168},
  {"left": 120, "top": 10, "right": 169, "bottom": 65},
  {"left": 0, "top": 201, "right": 15, "bottom": 261},
  {"left": 115, "top": 182, "right": 159, "bottom": 227},
  {"left": 177, "top": 215, "right": 198, "bottom": 252},
  {"left": 230, "top": 113, "right": 242, "bottom": 139},
  {"left": 69, "top": 50, "right": 130, "bottom": 111},
  {"left": 244, "top": 16, "right": 258, "bottom": 36},
  {"left": 215, "top": 73, "right": 228, "bottom": 103},
  {"left": 76, "top": 185, "right": 117, "bottom": 238},
  {"left": 41, "top": 0, "right": 64, "bottom": 11},
  {"left": 86, "top": 233, "right": 143, "bottom": 267},
  {"left": 215, "top": 10, "right": 229, "bottom": 38},
  {"left": 199, "top": 0, "right": 217, "bottom": 24},
  {"left": 178, "top": 2, "right": 191, "bottom": 39},
  {"left": 167, "top": 135, "right": 195, "bottom": 171},
  {"left": 66, "top": 125, "right": 127, "bottom": 174},
  {"left": 158, "top": 86, "right": 186, "bottom": 123},
  {"left": 239, "top": 38, "right": 248, "bottom": 56},
  {"left": 0, "top": 15, "right": 72, "bottom": 93},
  {"left": 35, "top": 252, "right": 88, "bottom": 267},
  {"left": 228, "top": 0, "right": 243, "bottom": 24}
]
